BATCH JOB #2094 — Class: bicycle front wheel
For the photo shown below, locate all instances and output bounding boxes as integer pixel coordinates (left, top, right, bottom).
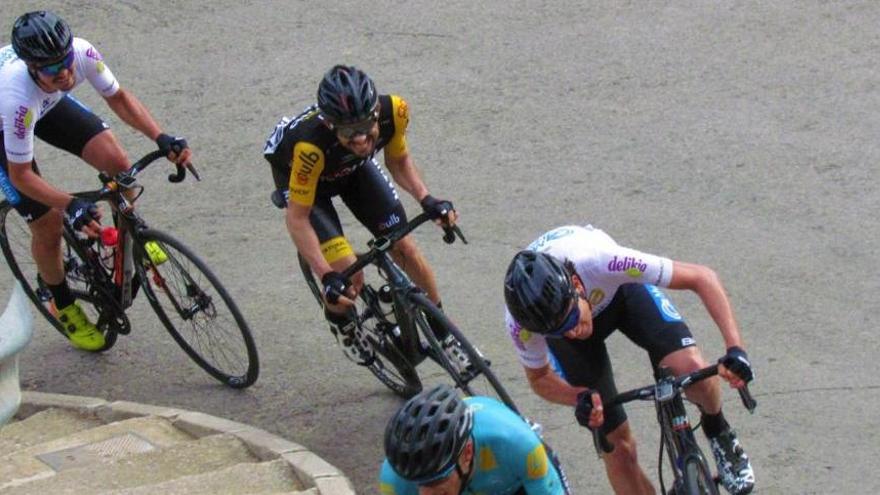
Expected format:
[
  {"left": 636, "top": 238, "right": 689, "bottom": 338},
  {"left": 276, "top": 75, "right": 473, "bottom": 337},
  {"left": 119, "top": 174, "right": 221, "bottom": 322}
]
[
  {"left": 405, "top": 291, "right": 518, "bottom": 411},
  {"left": 681, "top": 453, "right": 720, "bottom": 495},
  {"left": 136, "top": 228, "right": 259, "bottom": 388},
  {"left": 297, "top": 253, "right": 422, "bottom": 398}
]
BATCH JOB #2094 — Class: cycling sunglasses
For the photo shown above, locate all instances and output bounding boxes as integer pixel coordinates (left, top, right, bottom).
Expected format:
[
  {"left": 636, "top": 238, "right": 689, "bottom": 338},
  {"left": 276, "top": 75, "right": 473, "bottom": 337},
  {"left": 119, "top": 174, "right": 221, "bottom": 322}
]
[
  {"left": 333, "top": 116, "right": 378, "bottom": 140},
  {"left": 36, "top": 51, "right": 75, "bottom": 76},
  {"left": 545, "top": 294, "right": 582, "bottom": 338}
]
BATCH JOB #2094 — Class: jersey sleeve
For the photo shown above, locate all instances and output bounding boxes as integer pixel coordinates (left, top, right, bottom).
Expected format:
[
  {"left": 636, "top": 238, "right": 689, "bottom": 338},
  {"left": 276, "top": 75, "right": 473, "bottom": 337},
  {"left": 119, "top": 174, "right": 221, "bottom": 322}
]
[
  {"left": 505, "top": 311, "right": 551, "bottom": 369},
  {"left": 75, "top": 38, "right": 119, "bottom": 97},
  {"left": 593, "top": 243, "right": 673, "bottom": 288},
  {"left": 385, "top": 95, "right": 410, "bottom": 160},
  {"left": 287, "top": 141, "right": 325, "bottom": 207},
  {"left": 1, "top": 101, "right": 37, "bottom": 163}
]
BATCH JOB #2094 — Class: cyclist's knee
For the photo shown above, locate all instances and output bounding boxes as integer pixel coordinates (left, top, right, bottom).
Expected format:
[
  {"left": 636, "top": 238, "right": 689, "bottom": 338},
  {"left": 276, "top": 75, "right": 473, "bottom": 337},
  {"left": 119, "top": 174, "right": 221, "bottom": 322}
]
[
  {"left": 605, "top": 422, "right": 640, "bottom": 465},
  {"left": 391, "top": 235, "right": 422, "bottom": 259},
  {"left": 659, "top": 346, "right": 707, "bottom": 375}
]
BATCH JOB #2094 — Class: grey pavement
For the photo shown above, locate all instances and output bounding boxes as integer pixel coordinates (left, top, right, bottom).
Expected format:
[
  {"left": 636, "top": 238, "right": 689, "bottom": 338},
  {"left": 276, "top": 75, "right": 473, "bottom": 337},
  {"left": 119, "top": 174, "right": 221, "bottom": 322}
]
[{"left": 1, "top": 1, "right": 879, "bottom": 494}]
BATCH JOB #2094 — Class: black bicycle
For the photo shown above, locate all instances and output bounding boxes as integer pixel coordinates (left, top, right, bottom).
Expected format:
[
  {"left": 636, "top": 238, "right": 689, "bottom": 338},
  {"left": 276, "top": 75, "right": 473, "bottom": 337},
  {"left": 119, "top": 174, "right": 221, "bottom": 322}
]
[
  {"left": 593, "top": 364, "right": 756, "bottom": 495},
  {"left": 0, "top": 151, "right": 259, "bottom": 388}
]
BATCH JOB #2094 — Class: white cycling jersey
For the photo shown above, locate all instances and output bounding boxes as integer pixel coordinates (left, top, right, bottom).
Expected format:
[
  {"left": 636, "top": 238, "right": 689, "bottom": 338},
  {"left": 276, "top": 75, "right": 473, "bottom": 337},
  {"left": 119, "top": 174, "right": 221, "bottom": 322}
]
[
  {"left": 504, "top": 225, "right": 675, "bottom": 369},
  {"left": 0, "top": 38, "right": 119, "bottom": 163}
]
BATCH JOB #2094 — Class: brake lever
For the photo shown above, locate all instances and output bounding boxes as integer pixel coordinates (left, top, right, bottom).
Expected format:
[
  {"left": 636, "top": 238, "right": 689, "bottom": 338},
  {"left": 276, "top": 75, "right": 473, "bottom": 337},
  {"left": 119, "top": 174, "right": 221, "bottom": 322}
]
[
  {"left": 442, "top": 224, "right": 468, "bottom": 245},
  {"left": 168, "top": 164, "right": 186, "bottom": 183}
]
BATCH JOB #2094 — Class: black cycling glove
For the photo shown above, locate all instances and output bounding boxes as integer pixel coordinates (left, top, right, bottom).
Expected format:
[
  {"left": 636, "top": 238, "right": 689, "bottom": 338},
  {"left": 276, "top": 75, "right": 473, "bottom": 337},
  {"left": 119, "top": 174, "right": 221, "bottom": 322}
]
[
  {"left": 574, "top": 388, "right": 598, "bottom": 430},
  {"left": 719, "top": 346, "right": 754, "bottom": 383},
  {"left": 321, "top": 271, "right": 349, "bottom": 305},
  {"left": 156, "top": 133, "right": 189, "bottom": 156},
  {"left": 64, "top": 198, "right": 99, "bottom": 232},
  {"left": 420, "top": 195, "right": 454, "bottom": 221}
]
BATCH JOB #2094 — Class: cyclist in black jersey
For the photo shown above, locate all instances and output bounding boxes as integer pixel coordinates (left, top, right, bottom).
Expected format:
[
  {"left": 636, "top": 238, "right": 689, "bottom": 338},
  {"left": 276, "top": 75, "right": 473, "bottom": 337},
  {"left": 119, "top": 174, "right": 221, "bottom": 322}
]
[{"left": 263, "top": 65, "right": 471, "bottom": 372}]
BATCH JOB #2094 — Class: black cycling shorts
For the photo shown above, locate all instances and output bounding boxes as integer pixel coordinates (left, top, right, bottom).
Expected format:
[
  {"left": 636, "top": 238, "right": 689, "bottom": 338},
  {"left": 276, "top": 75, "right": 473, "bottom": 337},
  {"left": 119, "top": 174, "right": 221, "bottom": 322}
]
[
  {"left": 298, "top": 159, "right": 407, "bottom": 242},
  {"left": 0, "top": 95, "right": 108, "bottom": 222},
  {"left": 546, "top": 283, "right": 695, "bottom": 435}
]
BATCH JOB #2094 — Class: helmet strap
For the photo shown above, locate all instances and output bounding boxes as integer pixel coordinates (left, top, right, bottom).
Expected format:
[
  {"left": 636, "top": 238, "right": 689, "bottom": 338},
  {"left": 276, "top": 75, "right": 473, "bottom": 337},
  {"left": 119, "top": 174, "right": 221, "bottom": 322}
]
[{"left": 455, "top": 438, "right": 476, "bottom": 495}]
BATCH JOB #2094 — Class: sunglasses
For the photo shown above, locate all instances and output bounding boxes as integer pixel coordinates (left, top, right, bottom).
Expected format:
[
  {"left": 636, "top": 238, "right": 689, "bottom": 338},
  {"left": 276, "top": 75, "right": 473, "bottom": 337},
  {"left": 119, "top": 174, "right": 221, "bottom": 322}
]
[
  {"left": 416, "top": 461, "right": 457, "bottom": 487},
  {"left": 36, "top": 51, "right": 75, "bottom": 76},
  {"left": 333, "top": 116, "right": 378, "bottom": 140},
  {"left": 546, "top": 293, "right": 583, "bottom": 338}
]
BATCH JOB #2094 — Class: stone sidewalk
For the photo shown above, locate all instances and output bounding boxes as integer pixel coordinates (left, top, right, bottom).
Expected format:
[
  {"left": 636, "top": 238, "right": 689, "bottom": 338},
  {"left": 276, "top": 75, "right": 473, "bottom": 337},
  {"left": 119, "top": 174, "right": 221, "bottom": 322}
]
[{"left": 0, "top": 391, "right": 355, "bottom": 494}]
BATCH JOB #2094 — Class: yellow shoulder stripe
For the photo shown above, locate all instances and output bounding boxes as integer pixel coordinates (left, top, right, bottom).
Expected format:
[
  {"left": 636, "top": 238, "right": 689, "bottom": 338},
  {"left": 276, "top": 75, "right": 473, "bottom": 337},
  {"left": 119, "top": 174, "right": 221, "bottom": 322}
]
[
  {"left": 526, "top": 443, "right": 549, "bottom": 480},
  {"left": 386, "top": 95, "right": 410, "bottom": 160}
]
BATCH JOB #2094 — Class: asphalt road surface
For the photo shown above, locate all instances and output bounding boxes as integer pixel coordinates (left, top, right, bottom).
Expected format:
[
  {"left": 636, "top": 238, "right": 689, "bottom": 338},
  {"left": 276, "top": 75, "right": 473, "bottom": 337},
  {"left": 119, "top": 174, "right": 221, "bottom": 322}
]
[{"left": 2, "top": 1, "right": 878, "bottom": 493}]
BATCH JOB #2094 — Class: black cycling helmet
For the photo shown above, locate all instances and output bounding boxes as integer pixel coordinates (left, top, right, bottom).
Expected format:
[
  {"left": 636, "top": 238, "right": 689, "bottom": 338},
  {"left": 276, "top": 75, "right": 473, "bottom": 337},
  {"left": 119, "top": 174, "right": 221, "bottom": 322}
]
[
  {"left": 316, "top": 65, "right": 378, "bottom": 125},
  {"left": 11, "top": 11, "right": 73, "bottom": 65},
  {"left": 504, "top": 250, "right": 576, "bottom": 334},
  {"left": 384, "top": 384, "right": 474, "bottom": 482}
]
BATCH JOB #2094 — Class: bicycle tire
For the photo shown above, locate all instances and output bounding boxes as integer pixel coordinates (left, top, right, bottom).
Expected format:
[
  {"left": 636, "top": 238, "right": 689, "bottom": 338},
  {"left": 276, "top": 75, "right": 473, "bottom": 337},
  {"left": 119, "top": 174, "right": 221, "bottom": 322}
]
[
  {"left": 136, "top": 228, "right": 259, "bottom": 388},
  {"left": 297, "top": 253, "right": 422, "bottom": 398},
  {"left": 405, "top": 291, "right": 518, "bottom": 411},
  {"left": 0, "top": 202, "right": 120, "bottom": 351},
  {"left": 681, "top": 453, "right": 719, "bottom": 495}
]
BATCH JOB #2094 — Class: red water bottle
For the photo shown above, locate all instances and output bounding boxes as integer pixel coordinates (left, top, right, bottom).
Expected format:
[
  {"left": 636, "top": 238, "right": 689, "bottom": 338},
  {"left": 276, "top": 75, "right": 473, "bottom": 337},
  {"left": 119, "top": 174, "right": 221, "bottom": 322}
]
[{"left": 101, "top": 227, "right": 118, "bottom": 247}]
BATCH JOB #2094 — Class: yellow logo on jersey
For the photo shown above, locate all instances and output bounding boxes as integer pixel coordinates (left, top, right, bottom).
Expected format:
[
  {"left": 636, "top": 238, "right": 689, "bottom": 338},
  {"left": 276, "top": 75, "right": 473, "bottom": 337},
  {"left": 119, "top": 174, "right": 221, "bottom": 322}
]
[
  {"left": 526, "top": 444, "right": 549, "bottom": 479},
  {"left": 479, "top": 446, "right": 498, "bottom": 471},
  {"left": 588, "top": 288, "right": 605, "bottom": 306},
  {"left": 379, "top": 482, "right": 396, "bottom": 495},
  {"left": 23, "top": 109, "right": 33, "bottom": 129},
  {"left": 320, "top": 236, "right": 354, "bottom": 264},
  {"left": 96, "top": 61, "right": 106, "bottom": 74},
  {"left": 519, "top": 329, "right": 533, "bottom": 344}
]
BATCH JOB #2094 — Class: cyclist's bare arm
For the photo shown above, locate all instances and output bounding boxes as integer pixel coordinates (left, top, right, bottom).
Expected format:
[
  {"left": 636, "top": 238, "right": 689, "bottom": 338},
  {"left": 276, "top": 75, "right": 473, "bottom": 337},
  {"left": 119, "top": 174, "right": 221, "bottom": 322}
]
[
  {"left": 384, "top": 152, "right": 429, "bottom": 203},
  {"left": 667, "top": 261, "right": 743, "bottom": 349},
  {"left": 524, "top": 364, "right": 588, "bottom": 407},
  {"left": 7, "top": 162, "right": 73, "bottom": 209},
  {"left": 104, "top": 89, "right": 192, "bottom": 166}
]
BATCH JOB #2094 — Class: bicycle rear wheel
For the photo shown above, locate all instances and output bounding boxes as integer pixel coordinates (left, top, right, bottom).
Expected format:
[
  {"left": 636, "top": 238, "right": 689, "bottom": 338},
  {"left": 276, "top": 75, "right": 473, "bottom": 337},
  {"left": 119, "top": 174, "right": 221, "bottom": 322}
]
[
  {"left": 681, "top": 453, "right": 719, "bottom": 495},
  {"left": 0, "top": 203, "right": 120, "bottom": 350},
  {"left": 404, "top": 291, "right": 518, "bottom": 411},
  {"left": 136, "top": 228, "right": 259, "bottom": 388},
  {"left": 297, "top": 253, "right": 422, "bottom": 398}
]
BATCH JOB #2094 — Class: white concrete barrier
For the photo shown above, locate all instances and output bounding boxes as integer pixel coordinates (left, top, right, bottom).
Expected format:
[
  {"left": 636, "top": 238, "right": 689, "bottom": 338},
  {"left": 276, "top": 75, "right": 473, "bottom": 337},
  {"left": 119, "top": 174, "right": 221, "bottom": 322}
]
[{"left": 0, "top": 282, "right": 34, "bottom": 425}]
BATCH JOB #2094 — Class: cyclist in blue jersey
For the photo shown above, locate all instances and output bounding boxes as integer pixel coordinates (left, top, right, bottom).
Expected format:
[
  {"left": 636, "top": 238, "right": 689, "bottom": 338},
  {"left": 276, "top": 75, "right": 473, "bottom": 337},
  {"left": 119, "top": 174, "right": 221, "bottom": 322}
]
[{"left": 380, "top": 384, "right": 566, "bottom": 495}]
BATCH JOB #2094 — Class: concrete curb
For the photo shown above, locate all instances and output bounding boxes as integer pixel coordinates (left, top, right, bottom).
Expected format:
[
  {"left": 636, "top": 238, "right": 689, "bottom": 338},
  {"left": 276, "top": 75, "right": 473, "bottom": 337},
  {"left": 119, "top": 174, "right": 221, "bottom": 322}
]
[{"left": 17, "top": 391, "right": 356, "bottom": 495}]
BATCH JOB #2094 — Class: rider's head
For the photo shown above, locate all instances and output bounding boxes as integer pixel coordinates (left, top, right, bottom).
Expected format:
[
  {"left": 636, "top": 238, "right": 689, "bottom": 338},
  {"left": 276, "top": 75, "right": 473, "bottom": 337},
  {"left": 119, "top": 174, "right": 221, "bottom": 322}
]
[
  {"left": 504, "top": 250, "right": 579, "bottom": 336},
  {"left": 317, "top": 65, "right": 380, "bottom": 156},
  {"left": 384, "top": 384, "right": 475, "bottom": 492},
  {"left": 12, "top": 11, "right": 73, "bottom": 65}
]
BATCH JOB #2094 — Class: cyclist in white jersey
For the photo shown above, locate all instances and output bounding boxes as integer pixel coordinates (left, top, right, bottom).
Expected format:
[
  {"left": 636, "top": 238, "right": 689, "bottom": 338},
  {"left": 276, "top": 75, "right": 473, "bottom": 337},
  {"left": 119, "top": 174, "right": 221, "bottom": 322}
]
[
  {"left": 0, "top": 11, "right": 192, "bottom": 351},
  {"left": 503, "top": 225, "right": 756, "bottom": 495}
]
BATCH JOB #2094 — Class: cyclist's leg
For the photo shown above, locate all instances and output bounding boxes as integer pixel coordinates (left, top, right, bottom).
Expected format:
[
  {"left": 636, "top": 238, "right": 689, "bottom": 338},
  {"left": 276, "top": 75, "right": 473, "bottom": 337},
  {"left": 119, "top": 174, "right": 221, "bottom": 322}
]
[
  {"left": 29, "top": 96, "right": 112, "bottom": 349},
  {"left": 546, "top": 323, "right": 654, "bottom": 495},
  {"left": 308, "top": 194, "right": 372, "bottom": 364}
]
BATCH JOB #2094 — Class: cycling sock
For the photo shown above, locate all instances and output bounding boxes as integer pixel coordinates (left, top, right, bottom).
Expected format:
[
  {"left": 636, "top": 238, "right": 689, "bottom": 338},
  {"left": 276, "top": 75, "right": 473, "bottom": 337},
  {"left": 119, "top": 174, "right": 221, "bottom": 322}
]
[
  {"left": 46, "top": 280, "right": 75, "bottom": 309},
  {"left": 701, "top": 410, "right": 730, "bottom": 438}
]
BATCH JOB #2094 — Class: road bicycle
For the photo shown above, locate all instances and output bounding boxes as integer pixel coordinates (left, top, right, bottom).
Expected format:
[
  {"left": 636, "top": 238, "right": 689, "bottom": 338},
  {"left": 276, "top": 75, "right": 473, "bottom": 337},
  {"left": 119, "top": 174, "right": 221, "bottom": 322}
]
[
  {"left": 0, "top": 151, "right": 259, "bottom": 388},
  {"left": 593, "top": 363, "right": 757, "bottom": 495}
]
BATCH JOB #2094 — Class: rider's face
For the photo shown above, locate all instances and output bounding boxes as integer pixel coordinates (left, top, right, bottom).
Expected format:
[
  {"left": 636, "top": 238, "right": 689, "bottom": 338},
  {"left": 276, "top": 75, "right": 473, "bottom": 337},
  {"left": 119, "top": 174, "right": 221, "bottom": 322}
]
[
  {"left": 32, "top": 52, "right": 76, "bottom": 92},
  {"left": 561, "top": 279, "right": 594, "bottom": 340},
  {"left": 417, "top": 441, "right": 473, "bottom": 495},
  {"left": 336, "top": 120, "right": 379, "bottom": 157}
]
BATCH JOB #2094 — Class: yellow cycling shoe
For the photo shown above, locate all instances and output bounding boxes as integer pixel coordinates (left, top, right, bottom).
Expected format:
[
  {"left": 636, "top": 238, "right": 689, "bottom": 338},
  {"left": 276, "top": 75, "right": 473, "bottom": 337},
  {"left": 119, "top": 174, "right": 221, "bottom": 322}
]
[
  {"left": 143, "top": 240, "right": 168, "bottom": 265},
  {"left": 56, "top": 302, "right": 105, "bottom": 351}
]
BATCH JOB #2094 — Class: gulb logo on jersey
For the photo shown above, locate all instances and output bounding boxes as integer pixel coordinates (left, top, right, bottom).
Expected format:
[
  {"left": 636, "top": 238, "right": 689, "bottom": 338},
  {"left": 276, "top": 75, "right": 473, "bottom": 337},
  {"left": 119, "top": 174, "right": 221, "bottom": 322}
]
[
  {"left": 13, "top": 106, "right": 32, "bottom": 139},
  {"left": 378, "top": 213, "right": 401, "bottom": 230},
  {"left": 295, "top": 149, "right": 320, "bottom": 185}
]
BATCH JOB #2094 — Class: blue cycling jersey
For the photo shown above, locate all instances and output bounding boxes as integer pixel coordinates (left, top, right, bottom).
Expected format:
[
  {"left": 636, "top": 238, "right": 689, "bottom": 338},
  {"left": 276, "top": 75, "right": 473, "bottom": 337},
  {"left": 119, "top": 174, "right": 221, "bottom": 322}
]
[{"left": 379, "top": 396, "right": 565, "bottom": 495}]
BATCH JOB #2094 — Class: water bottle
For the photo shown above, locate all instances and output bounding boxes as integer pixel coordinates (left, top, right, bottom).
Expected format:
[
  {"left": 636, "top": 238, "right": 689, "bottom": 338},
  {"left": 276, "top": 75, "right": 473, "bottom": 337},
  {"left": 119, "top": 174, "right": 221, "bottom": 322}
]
[
  {"left": 0, "top": 166, "right": 21, "bottom": 206},
  {"left": 377, "top": 284, "right": 397, "bottom": 324},
  {"left": 98, "top": 227, "right": 119, "bottom": 271}
]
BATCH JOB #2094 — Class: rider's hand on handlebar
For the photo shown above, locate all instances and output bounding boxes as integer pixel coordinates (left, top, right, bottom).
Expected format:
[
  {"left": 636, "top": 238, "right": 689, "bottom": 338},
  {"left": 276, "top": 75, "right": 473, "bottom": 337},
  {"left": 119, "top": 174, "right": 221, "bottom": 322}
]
[
  {"left": 718, "top": 346, "right": 754, "bottom": 389},
  {"left": 64, "top": 198, "right": 102, "bottom": 238},
  {"left": 156, "top": 133, "right": 193, "bottom": 167},
  {"left": 321, "top": 271, "right": 355, "bottom": 307},
  {"left": 574, "top": 388, "right": 604, "bottom": 431},
  {"left": 420, "top": 194, "right": 458, "bottom": 227}
]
